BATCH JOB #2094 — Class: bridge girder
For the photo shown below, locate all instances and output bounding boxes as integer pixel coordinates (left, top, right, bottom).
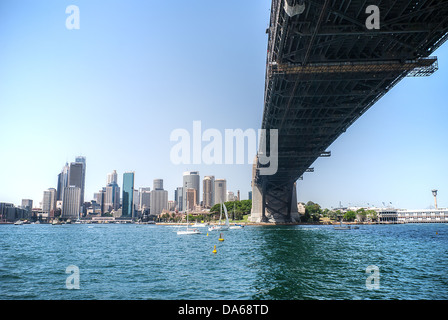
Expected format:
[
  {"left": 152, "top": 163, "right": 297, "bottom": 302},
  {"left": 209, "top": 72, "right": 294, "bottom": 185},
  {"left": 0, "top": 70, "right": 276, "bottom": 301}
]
[{"left": 251, "top": 0, "right": 448, "bottom": 223}]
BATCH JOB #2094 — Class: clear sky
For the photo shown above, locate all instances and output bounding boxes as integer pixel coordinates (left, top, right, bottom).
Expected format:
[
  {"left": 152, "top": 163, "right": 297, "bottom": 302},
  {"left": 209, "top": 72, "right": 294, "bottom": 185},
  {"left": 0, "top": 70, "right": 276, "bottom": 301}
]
[{"left": 1, "top": 0, "right": 447, "bottom": 210}]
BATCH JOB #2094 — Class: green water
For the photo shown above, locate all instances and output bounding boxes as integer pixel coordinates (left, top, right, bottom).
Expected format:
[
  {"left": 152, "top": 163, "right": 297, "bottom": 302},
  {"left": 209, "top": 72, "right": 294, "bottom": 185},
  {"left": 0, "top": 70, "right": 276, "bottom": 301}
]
[{"left": 0, "top": 223, "right": 446, "bottom": 299}]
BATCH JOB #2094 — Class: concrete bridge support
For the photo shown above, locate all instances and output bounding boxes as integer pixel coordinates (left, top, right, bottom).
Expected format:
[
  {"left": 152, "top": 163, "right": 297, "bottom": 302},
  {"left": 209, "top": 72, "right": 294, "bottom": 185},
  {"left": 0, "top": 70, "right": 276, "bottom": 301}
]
[{"left": 250, "top": 158, "right": 300, "bottom": 223}]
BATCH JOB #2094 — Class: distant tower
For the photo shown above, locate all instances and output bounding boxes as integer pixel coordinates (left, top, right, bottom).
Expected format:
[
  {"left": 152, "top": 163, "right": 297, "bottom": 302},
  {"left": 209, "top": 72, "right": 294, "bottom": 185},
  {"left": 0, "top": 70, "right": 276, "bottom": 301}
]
[{"left": 432, "top": 189, "right": 438, "bottom": 209}]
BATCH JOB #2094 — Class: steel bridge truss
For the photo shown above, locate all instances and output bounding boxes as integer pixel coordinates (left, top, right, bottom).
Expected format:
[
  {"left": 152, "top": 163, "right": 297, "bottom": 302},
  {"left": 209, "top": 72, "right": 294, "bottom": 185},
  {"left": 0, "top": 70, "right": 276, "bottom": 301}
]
[{"left": 251, "top": 0, "right": 448, "bottom": 223}]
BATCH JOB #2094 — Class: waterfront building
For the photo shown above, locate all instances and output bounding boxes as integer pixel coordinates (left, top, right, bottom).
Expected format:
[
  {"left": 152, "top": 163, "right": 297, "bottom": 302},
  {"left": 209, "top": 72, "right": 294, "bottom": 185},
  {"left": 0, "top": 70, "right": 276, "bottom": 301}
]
[
  {"left": 61, "top": 186, "right": 81, "bottom": 220},
  {"left": 376, "top": 208, "right": 448, "bottom": 223},
  {"left": 202, "top": 176, "right": 215, "bottom": 208},
  {"left": 214, "top": 179, "right": 226, "bottom": 204},
  {"left": 122, "top": 172, "right": 135, "bottom": 218},
  {"left": 0, "top": 203, "right": 29, "bottom": 222},
  {"left": 182, "top": 171, "right": 200, "bottom": 211}
]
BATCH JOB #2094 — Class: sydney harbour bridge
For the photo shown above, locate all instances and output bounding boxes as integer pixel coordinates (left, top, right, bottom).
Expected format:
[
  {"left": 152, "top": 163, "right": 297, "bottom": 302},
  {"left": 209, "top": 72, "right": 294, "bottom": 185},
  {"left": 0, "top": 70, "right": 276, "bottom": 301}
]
[{"left": 250, "top": 0, "right": 448, "bottom": 223}]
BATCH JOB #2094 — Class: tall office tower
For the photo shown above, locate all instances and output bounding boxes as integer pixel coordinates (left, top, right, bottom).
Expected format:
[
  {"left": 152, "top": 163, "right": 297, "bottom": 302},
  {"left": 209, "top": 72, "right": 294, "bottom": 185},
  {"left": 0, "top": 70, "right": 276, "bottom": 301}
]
[
  {"left": 227, "top": 191, "right": 235, "bottom": 202},
  {"left": 237, "top": 190, "right": 240, "bottom": 201},
  {"left": 21, "top": 199, "right": 33, "bottom": 213},
  {"left": 150, "top": 185, "right": 168, "bottom": 216},
  {"left": 61, "top": 186, "right": 81, "bottom": 219},
  {"left": 133, "top": 189, "right": 140, "bottom": 212},
  {"left": 175, "top": 187, "right": 183, "bottom": 211},
  {"left": 107, "top": 170, "right": 118, "bottom": 185},
  {"left": 202, "top": 176, "right": 215, "bottom": 208},
  {"left": 75, "top": 156, "right": 86, "bottom": 205},
  {"left": 139, "top": 187, "right": 151, "bottom": 211},
  {"left": 248, "top": 191, "right": 252, "bottom": 201},
  {"left": 153, "top": 179, "right": 164, "bottom": 190},
  {"left": 182, "top": 171, "right": 200, "bottom": 211},
  {"left": 185, "top": 188, "right": 197, "bottom": 211},
  {"left": 94, "top": 187, "right": 106, "bottom": 215},
  {"left": 106, "top": 170, "right": 120, "bottom": 211},
  {"left": 57, "top": 163, "right": 69, "bottom": 201},
  {"left": 214, "top": 179, "right": 227, "bottom": 204},
  {"left": 42, "top": 188, "right": 57, "bottom": 214},
  {"left": 105, "top": 185, "right": 120, "bottom": 212},
  {"left": 122, "top": 172, "right": 135, "bottom": 218},
  {"left": 68, "top": 162, "right": 83, "bottom": 206}
]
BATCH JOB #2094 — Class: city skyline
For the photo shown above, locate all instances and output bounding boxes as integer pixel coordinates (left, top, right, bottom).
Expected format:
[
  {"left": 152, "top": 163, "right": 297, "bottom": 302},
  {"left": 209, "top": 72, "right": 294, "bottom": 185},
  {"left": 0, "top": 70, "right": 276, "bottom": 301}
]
[{"left": 1, "top": 1, "right": 448, "bottom": 211}]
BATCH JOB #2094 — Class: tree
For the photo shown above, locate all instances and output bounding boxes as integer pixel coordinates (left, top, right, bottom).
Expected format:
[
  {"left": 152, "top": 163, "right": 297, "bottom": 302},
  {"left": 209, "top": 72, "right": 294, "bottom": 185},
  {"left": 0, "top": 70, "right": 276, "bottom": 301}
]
[
  {"left": 303, "top": 201, "right": 322, "bottom": 222},
  {"left": 343, "top": 210, "right": 356, "bottom": 221}
]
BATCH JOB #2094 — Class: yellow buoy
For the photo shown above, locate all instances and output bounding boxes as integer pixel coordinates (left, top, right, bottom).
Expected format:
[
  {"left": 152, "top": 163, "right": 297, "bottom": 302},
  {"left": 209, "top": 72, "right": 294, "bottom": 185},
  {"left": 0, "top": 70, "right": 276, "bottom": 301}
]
[
  {"left": 218, "top": 233, "right": 224, "bottom": 241},
  {"left": 212, "top": 245, "right": 217, "bottom": 254},
  {"left": 206, "top": 232, "right": 209, "bottom": 236}
]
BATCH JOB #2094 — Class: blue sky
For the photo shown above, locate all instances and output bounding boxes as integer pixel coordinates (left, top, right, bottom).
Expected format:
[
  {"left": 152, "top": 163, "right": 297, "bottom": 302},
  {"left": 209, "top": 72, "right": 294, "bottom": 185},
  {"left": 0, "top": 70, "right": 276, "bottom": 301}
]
[{"left": 1, "top": 0, "right": 447, "bottom": 210}]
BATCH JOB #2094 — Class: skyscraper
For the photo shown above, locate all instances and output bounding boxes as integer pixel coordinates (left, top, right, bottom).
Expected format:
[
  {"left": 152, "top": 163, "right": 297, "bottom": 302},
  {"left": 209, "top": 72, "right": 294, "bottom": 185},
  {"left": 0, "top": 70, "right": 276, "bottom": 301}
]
[
  {"left": 150, "top": 179, "right": 168, "bottom": 216},
  {"left": 68, "top": 162, "right": 84, "bottom": 209},
  {"left": 62, "top": 186, "right": 81, "bottom": 220},
  {"left": 122, "top": 172, "right": 135, "bottom": 218},
  {"left": 42, "top": 188, "right": 57, "bottom": 214},
  {"left": 185, "top": 188, "right": 197, "bottom": 211},
  {"left": 21, "top": 199, "right": 33, "bottom": 213},
  {"left": 202, "top": 176, "right": 215, "bottom": 208},
  {"left": 139, "top": 187, "right": 151, "bottom": 211},
  {"left": 182, "top": 171, "right": 200, "bottom": 211},
  {"left": 214, "top": 179, "right": 227, "bottom": 204},
  {"left": 106, "top": 170, "right": 120, "bottom": 211},
  {"left": 175, "top": 187, "right": 183, "bottom": 211},
  {"left": 107, "top": 170, "right": 118, "bottom": 185},
  {"left": 75, "top": 156, "right": 86, "bottom": 206},
  {"left": 153, "top": 179, "right": 164, "bottom": 190},
  {"left": 57, "top": 163, "right": 69, "bottom": 201}
]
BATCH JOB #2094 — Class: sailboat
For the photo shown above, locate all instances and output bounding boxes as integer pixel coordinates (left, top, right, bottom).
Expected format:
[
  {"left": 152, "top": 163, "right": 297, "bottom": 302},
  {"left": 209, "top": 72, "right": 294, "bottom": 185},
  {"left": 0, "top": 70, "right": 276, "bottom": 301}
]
[
  {"left": 208, "top": 203, "right": 230, "bottom": 231},
  {"left": 177, "top": 202, "right": 201, "bottom": 235},
  {"left": 229, "top": 202, "right": 244, "bottom": 229},
  {"left": 334, "top": 220, "right": 351, "bottom": 230}
]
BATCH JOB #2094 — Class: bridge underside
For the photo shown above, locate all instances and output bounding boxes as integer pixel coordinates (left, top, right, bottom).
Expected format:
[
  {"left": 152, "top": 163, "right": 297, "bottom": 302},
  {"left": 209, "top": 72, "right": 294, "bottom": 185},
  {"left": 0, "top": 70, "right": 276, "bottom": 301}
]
[{"left": 251, "top": 0, "right": 448, "bottom": 223}]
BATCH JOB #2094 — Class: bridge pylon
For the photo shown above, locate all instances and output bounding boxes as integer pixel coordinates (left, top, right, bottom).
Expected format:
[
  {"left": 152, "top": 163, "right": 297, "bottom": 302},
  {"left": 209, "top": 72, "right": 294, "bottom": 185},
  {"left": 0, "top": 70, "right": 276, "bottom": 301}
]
[{"left": 249, "top": 156, "right": 300, "bottom": 223}]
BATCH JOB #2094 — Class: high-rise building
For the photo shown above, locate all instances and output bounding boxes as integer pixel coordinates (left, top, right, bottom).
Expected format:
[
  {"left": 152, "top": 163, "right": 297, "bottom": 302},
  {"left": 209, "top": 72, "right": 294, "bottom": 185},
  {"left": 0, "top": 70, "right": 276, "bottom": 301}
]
[
  {"left": 62, "top": 186, "right": 81, "bottom": 219},
  {"left": 185, "top": 188, "right": 197, "bottom": 211},
  {"left": 133, "top": 189, "right": 140, "bottom": 212},
  {"left": 57, "top": 163, "right": 69, "bottom": 201},
  {"left": 42, "top": 188, "right": 57, "bottom": 214},
  {"left": 227, "top": 191, "right": 235, "bottom": 202},
  {"left": 105, "top": 170, "right": 120, "bottom": 211},
  {"left": 75, "top": 156, "right": 86, "bottom": 206},
  {"left": 182, "top": 171, "right": 200, "bottom": 211},
  {"left": 68, "top": 162, "right": 84, "bottom": 208},
  {"left": 139, "top": 187, "right": 151, "bottom": 211},
  {"left": 214, "top": 179, "right": 227, "bottom": 204},
  {"left": 202, "top": 176, "right": 215, "bottom": 208},
  {"left": 175, "top": 187, "right": 183, "bottom": 211},
  {"left": 122, "top": 172, "right": 135, "bottom": 218},
  {"left": 150, "top": 179, "right": 168, "bottom": 216},
  {"left": 21, "top": 199, "right": 33, "bottom": 213},
  {"left": 153, "top": 179, "right": 164, "bottom": 190},
  {"left": 107, "top": 170, "right": 118, "bottom": 185}
]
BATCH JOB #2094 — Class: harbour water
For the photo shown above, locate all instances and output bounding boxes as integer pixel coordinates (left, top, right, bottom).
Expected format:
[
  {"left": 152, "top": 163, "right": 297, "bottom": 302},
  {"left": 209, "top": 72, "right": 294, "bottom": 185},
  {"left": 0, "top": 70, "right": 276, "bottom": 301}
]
[{"left": 0, "top": 223, "right": 447, "bottom": 300}]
